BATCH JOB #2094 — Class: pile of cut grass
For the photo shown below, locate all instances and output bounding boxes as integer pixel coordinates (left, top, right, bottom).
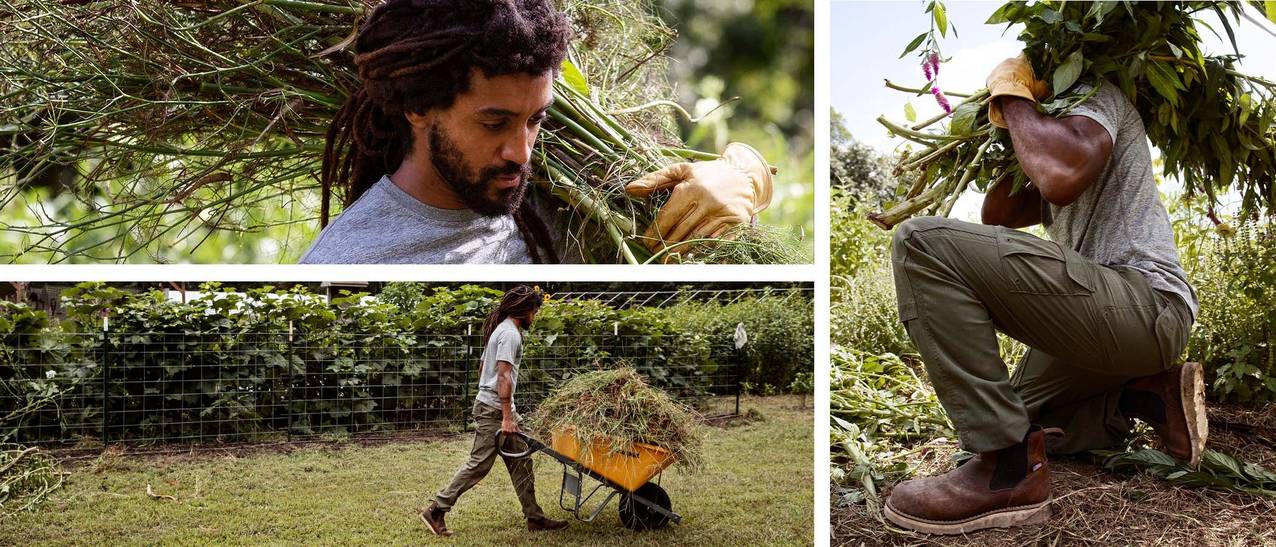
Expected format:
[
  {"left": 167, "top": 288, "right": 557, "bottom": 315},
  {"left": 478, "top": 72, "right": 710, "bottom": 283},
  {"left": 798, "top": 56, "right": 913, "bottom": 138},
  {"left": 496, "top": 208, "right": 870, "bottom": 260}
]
[{"left": 527, "top": 367, "right": 705, "bottom": 471}]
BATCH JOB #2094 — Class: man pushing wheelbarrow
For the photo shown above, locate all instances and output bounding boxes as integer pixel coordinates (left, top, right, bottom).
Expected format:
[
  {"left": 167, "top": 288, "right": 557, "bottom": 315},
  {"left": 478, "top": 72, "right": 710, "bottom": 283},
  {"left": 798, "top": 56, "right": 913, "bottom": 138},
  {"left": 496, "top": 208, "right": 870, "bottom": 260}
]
[{"left": 420, "top": 285, "right": 568, "bottom": 536}]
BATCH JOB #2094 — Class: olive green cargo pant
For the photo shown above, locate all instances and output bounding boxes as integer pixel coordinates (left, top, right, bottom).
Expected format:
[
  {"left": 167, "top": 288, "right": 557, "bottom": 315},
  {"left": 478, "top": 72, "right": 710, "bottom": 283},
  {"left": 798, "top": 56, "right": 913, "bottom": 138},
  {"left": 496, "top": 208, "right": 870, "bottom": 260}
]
[
  {"left": 435, "top": 401, "right": 547, "bottom": 519},
  {"left": 890, "top": 217, "right": 1192, "bottom": 454}
]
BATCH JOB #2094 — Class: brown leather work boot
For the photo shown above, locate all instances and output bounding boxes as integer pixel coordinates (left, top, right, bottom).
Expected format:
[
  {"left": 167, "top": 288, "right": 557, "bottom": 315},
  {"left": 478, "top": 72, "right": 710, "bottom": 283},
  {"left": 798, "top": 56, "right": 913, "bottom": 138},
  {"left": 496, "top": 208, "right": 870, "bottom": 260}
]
[
  {"left": 1121, "top": 361, "right": 1208, "bottom": 467},
  {"left": 884, "top": 426, "right": 1062, "bottom": 535},
  {"left": 419, "top": 501, "right": 453, "bottom": 536},
  {"left": 527, "top": 516, "right": 569, "bottom": 531}
]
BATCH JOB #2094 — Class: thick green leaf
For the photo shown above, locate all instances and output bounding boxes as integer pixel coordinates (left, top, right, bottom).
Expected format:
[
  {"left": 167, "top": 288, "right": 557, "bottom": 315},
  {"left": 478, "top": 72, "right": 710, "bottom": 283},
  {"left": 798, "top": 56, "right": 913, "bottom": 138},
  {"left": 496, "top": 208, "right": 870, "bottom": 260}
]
[
  {"left": 1052, "top": 50, "right": 1084, "bottom": 96},
  {"left": 1143, "top": 61, "right": 1180, "bottom": 106},
  {"left": 949, "top": 102, "right": 980, "bottom": 136}
]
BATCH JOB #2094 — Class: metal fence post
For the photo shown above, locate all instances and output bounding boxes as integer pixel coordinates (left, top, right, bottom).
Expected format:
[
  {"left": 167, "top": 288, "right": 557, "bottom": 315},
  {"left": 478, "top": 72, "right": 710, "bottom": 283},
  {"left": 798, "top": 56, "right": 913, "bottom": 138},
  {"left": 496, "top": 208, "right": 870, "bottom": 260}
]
[
  {"left": 462, "top": 324, "right": 474, "bottom": 433},
  {"left": 734, "top": 346, "right": 742, "bottom": 417},
  {"left": 285, "top": 323, "right": 293, "bottom": 442},
  {"left": 100, "top": 316, "right": 109, "bottom": 445}
]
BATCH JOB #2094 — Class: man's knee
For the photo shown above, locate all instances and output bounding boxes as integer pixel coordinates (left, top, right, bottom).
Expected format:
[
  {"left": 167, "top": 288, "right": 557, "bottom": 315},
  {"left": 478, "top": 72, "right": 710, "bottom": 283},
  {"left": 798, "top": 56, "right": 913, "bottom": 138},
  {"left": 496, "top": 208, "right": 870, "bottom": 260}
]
[{"left": 892, "top": 216, "right": 955, "bottom": 260}]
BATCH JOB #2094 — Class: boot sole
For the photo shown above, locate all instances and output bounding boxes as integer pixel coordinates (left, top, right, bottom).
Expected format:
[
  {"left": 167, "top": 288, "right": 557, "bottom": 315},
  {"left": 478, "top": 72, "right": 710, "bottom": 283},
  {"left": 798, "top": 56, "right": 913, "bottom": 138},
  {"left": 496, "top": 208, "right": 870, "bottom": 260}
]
[
  {"left": 884, "top": 498, "right": 1051, "bottom": 535},
  {"left": 1180, "top": 362, "right": 1208, "bottom": 468},
  {"left": 419, "top": 511, "right": 452, "bottom": 537}
]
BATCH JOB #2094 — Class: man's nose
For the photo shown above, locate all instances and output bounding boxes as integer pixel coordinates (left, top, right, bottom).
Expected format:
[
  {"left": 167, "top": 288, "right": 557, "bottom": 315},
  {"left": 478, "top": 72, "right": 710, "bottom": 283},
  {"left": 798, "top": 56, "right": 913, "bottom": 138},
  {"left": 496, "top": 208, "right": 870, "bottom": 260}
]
[{"left": 501, "top": 126, "right": 535, "bottom": 166}]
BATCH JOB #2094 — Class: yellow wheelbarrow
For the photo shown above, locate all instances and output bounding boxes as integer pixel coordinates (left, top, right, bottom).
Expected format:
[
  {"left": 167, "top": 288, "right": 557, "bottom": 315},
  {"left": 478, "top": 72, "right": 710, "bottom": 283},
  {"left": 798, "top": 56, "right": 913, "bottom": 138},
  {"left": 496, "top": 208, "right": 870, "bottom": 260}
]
[{"left": 497, "top": 430, "right": 680, "bottom": 531}]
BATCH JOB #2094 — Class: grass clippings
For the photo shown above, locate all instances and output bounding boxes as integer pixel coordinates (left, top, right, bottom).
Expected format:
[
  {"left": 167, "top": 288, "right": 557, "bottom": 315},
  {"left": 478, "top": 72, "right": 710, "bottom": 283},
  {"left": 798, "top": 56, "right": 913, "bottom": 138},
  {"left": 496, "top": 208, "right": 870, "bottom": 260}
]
[{"left": 527, "top": 367, "right": 706, "bottom": 471}]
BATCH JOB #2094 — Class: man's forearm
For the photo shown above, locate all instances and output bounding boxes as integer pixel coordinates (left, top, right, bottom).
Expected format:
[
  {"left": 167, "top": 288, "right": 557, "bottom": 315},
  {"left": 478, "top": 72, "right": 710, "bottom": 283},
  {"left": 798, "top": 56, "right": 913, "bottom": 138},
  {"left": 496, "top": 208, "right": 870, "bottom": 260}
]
[
  {"left": 1000, "top": 97, "right": 1109, "bottom": 206},
  {"left": 497, "top": 367, "right": 514, "bottom": 419}
]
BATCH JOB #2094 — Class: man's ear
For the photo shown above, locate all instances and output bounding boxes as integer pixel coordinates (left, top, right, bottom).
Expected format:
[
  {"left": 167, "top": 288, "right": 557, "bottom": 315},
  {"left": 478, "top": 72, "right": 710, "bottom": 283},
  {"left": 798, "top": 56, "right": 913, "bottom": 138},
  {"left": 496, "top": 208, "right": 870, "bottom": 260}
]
[{"left": 404, "top": 110, "right": 433, "bottom": 130}]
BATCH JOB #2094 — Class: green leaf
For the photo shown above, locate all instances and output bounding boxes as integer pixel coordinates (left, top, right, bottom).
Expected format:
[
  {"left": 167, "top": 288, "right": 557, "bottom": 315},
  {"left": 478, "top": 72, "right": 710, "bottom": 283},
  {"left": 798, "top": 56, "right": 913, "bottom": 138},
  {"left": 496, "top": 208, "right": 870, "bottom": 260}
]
[
  {"left": 1267, "top": 1, "right": 1276, "bottom": 25},
  {"left": 949, "top": 102, "right": 980, "bottom": 136},
  {"left": 1052, "top": 50, "right": 1084, "bottom": 96},
  {"left": 904, "top": 102, "right": 917, "bottom": 123},
  {"left": 900, "top": 32, "right": 928, "bottom": 59},
  {"left": 933, "top": 3, "right": 948, "bottom": 37},
  {"left": 1144, "top": 62, "right": 1180, "bottom": 106},
  {"left": 559, "top": 60, "right": 589, "bottom": 97},
  {"left": 985, "top": 3, "right": 1013, "bottom": 24},
  {"left": 1212, "top": 4, "right": 1240, "bottom": 58},
  {"left": 1086, "top": 1, "right": 1119, "bottom": 25},
  {"left": 1036, "top": 8, "right": 1062, "bottom": 24}
]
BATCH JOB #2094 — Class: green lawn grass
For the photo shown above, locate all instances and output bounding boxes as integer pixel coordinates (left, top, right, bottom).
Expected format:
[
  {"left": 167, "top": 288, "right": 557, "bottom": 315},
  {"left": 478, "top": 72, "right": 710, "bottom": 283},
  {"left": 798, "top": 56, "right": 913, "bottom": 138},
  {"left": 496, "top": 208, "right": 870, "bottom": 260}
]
[{"left": 3, "top": 396, "right": 812, "bottom": 546}]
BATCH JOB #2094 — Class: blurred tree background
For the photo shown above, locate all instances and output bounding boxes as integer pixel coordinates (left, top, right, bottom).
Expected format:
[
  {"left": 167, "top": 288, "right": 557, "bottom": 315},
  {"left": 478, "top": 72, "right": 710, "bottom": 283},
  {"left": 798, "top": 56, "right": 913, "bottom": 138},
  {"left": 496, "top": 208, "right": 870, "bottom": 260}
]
[
  {"left": 656, "top": 0, "right": 815, "bottom": 245},
  {"left": 0, "top": 0, "right": 813, "bottom": 263}
]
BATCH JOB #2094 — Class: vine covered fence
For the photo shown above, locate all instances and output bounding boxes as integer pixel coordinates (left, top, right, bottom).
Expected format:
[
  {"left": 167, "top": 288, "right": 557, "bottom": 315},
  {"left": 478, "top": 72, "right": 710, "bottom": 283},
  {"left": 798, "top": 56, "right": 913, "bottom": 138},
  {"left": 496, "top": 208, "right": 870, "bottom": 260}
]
[{"left": 2, "top": 331, "right": 741, "bottom": 446}]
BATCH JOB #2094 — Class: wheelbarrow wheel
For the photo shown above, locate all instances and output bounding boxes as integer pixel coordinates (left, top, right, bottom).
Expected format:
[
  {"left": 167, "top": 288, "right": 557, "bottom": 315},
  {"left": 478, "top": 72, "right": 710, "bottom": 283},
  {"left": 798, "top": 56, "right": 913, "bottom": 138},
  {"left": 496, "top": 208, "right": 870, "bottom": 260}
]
[{"left": 619, "top": 482, "right": 671, "bottom": 531}]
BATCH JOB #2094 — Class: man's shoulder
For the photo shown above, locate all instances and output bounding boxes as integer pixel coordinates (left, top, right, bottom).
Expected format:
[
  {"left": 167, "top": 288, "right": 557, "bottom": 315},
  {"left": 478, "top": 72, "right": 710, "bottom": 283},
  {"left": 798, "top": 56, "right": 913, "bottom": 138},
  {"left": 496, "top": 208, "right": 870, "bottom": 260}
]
[
  {"left": 494, "top": 322, "right": 522, "bottom": 343},
  {"left": 298, "top": 182, "right": 411, "bottom": 263}
]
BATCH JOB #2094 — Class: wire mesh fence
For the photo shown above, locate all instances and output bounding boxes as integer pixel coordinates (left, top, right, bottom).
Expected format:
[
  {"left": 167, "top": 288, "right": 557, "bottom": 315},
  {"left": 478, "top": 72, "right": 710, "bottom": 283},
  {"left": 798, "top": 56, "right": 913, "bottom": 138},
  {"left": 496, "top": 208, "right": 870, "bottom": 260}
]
[{"left": 2, "top": 331, "right": 741, "bottom": 446}]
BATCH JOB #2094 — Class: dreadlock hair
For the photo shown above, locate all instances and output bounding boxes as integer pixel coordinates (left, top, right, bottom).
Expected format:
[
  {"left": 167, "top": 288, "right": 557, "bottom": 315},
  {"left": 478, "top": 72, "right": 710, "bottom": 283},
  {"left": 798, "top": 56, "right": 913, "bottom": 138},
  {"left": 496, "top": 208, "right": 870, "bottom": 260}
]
[
  {"left": 321, "top": 0, "right": 570, "bottom": 263},
  {"left": 482, "top": 285, "right": 545, "bottom": 346}
]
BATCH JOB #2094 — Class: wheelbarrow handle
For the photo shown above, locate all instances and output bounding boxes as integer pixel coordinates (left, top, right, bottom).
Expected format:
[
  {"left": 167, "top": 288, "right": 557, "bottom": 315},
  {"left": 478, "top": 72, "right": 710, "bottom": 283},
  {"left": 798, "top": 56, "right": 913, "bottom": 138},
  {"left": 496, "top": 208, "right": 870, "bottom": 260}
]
[{"left": 495, "top": 430, "right": 539, "bottom": 458}]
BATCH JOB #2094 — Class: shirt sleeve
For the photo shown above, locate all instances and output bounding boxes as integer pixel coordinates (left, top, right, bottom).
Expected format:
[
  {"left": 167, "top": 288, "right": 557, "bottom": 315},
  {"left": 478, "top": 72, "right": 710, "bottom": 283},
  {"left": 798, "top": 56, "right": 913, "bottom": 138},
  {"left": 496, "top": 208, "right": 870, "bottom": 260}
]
[
  {"left": 491, "top": 329, "right": 520, "bottom": 368},
  {"left": 1064, "top": 81, "right": 1121, "bottom": 145}
]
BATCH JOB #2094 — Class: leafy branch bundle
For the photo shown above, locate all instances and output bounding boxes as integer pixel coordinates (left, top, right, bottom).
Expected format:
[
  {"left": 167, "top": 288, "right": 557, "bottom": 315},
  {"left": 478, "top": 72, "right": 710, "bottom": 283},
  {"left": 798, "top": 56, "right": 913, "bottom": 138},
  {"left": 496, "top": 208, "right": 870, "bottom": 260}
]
[
  {"left": 0, "top": 0, "right": 798, "bottom": 263},
  {"left": 871, "top": 1, "right": 1276, "bottom": 229}
]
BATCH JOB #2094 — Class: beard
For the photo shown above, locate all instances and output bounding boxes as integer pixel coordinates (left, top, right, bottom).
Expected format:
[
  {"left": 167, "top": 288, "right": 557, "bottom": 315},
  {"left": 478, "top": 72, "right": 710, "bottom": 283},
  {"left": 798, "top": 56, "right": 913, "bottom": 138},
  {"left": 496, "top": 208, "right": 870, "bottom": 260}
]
[{"left": 428, "top": 124, "right": 530, "bottom": 217}]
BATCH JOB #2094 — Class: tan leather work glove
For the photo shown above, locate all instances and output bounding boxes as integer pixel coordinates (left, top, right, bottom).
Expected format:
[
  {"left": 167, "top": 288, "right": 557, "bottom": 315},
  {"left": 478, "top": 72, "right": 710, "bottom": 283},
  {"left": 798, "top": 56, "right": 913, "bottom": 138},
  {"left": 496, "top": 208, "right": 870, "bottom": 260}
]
[
  {"left": 986, "top": 54, "right": 1050, "bottom": 128},
  {"left": 624, "top": 142, "right": 774, "bottom": 252}
]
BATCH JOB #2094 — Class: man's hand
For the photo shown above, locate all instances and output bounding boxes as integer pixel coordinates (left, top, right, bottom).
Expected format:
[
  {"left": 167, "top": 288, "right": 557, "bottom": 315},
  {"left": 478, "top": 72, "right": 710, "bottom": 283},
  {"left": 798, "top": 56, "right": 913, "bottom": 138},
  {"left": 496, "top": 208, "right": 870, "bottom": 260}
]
[
  {"left": 624, "top": 142, "right": 774, "bottom": 252},
  {"left": 500, "top": 414, "right": 518, "bottom": 435},
  {"left": 986, "top": 54, "right": 1050, "bottom": 128}
]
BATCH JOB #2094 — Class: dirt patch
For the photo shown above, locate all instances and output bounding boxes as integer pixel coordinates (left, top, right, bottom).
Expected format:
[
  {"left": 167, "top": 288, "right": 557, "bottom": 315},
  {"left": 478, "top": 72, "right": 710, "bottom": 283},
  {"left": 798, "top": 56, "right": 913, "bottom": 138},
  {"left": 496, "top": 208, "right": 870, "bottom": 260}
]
[{"left": 832, "top": 403, "right": 1276, "bottom": 546}]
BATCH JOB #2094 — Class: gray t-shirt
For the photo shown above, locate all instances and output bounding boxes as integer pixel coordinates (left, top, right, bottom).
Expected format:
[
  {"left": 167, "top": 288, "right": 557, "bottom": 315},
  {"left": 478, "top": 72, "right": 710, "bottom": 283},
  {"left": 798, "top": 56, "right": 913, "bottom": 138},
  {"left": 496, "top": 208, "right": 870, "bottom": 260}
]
[
  {"left": 1043, "top": 80, "right": 1198, "bottom": 320},
  {"left": 299, "top": 176, "right": 533, "bottom": 264},
  {"left": 476, "top": 318, "right": 522, "bottom": 411}
]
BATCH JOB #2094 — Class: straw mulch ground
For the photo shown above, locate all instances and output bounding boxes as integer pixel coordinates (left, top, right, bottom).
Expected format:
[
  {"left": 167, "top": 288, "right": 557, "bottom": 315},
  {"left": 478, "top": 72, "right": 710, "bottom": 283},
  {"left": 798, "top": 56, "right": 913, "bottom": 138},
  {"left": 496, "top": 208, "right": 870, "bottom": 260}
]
[{"left": 832, "top": 403, "right": 1276, "bottom": 546}]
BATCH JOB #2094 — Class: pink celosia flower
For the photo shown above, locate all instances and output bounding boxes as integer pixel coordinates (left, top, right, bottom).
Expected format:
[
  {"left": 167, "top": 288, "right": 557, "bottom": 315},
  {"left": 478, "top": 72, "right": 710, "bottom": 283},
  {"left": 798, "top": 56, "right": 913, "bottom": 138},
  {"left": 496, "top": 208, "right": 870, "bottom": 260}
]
[{"left": 931, "top": 86, "right": 952, "bottom": 114}]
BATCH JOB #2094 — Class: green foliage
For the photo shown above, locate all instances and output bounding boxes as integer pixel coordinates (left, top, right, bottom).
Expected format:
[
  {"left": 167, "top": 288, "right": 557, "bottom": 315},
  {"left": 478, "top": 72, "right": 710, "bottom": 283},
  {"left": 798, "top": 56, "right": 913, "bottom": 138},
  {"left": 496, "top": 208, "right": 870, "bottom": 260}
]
[
  {"left": 663, "top": 291, "right": 814, "bottom": 392},
  {"left": 375, "top": 282, "right": 428, "bottom": 313},
  {"left": 0, "top": 284, "right": 811, "bottom": 443},
  {"left": 1184, "top": 219, "right": 1276, "bottom": 404},
  {"left": 875, "top": 1, "right": 1276, "bottom": 228},
  {"left": 830, "top": 188, "right": 894, "bottom": 281},
  {"left": 1095, "top": 447, "right": 1276, "bottom": 498},
  {"left": 828, "top": 347, "right": 950, "bottom": 506}
]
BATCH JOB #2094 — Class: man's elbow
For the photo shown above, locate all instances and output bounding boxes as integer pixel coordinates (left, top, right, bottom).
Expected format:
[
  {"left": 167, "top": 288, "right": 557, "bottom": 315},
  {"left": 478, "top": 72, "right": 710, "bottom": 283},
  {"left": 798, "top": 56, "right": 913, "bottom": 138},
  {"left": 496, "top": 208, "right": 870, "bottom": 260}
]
[
  {"left": 1034, "top": 169, "right": 1090, "bottom": 207},
  {"left": 981, "top": 202, "right": 1008, "bottom": 226}
]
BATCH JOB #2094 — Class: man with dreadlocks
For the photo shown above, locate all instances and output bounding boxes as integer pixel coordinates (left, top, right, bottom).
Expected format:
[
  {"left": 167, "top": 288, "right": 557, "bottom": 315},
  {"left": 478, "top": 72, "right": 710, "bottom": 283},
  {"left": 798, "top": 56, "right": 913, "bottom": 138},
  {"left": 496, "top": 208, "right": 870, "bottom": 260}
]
[
  {"left": 299, "top": 0, "right": 774, "bottom": 264},
  {"left": 420, "top": 285, "right": 565, "bottom": 536}
]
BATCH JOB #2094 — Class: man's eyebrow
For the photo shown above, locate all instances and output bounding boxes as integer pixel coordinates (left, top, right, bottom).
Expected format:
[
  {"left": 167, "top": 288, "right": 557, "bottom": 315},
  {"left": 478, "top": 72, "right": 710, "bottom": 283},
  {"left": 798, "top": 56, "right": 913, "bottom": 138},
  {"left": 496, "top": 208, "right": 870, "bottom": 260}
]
[{"left": 475, "top": 100, "right": 554, "bottom": 118}]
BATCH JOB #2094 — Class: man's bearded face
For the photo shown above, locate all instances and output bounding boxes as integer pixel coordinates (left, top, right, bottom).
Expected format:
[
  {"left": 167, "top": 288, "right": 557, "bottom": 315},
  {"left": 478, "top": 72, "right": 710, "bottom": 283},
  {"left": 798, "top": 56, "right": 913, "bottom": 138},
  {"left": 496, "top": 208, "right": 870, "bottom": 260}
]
[{"left": 428, "top": 122, "right": 530, "bottom": 217}]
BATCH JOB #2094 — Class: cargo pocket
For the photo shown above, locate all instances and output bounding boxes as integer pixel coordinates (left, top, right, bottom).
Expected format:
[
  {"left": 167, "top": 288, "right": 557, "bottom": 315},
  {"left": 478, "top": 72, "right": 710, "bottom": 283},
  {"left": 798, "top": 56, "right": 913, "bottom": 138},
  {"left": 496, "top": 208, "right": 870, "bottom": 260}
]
[{"left": 997, "top": 231, "right": 1094, "bottom": 296}]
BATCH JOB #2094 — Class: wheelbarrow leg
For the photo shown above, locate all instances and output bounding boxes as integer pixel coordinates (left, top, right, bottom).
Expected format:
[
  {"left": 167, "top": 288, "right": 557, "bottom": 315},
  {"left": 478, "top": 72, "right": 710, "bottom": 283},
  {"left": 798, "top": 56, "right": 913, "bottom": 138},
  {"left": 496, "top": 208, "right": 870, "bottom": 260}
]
[{"left": 558, "top": 464, "right": 621, "bottom": 523}]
